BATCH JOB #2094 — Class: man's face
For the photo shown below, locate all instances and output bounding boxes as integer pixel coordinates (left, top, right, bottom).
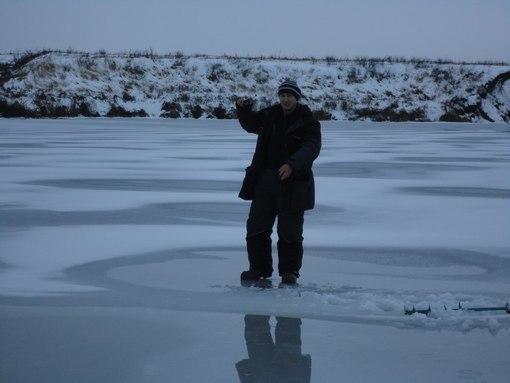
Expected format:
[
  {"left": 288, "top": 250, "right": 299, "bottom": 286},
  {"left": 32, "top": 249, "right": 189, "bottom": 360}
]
[{"left": 279, "top": 92, "right": 298, "bottom": 113}]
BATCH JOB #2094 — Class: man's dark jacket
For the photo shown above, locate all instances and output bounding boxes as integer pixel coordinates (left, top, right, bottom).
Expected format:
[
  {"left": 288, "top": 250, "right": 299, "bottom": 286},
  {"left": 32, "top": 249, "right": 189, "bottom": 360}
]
[{"left": 237, "top": 102, "right": 321, "bottom": 211}]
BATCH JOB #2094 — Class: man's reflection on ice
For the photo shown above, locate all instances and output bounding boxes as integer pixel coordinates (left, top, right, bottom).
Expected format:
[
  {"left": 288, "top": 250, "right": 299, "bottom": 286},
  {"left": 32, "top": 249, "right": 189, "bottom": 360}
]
[{"left": 236, "top": 315, "right": 311, "bottom": 383}]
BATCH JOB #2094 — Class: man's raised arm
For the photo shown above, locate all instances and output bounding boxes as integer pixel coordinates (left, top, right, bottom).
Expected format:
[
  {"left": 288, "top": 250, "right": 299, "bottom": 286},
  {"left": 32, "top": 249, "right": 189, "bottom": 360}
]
[{"left": 236, "top": 97, "right": 265, "bottom": 135}]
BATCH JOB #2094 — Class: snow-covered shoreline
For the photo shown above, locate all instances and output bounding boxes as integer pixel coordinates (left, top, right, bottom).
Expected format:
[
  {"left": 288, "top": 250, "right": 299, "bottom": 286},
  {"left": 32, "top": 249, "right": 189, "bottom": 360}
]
[{"left": 1, "top": 50, "right": 509, "bottom": 122}]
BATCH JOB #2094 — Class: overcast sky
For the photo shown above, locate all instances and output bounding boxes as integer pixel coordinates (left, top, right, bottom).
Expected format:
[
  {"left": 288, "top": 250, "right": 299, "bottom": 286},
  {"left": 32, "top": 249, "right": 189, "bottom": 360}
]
[{"left": 1, "top": 0, "right": 509, "bottom": 61}]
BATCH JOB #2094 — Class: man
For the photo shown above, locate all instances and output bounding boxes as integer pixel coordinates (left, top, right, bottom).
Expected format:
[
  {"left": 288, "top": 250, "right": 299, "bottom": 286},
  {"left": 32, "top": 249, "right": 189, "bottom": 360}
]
[{"left": 236, "top": 79, "right": 321, "bottom": 285}]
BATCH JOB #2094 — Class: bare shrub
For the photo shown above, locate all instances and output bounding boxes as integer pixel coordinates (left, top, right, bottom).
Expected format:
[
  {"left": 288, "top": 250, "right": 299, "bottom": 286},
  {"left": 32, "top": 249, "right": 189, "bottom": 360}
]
[
  {"left": 346, "top": 67, "right": 363, "bottom": 84},
  {"left": 324, "top": 56, "right": 337, "bottom": 65},
  {"left": 240, "top": 67, "right": 251, "bottom": 78},
  {"left": 178, "top": 92, "right": 190, "bottom": 102},
  {"left": 0, "top": 98, "right": 36, "bottom": 117},
  {"left": 213, "top": 104, "right": 228, "bottom": 119},
  {"left": 122, "top": 58, "right": 145, "bottom": 78},
  {"left": 171, "top": 58, "right": 187, "bottom": 69},
  {"left": 323, "top": 100, "right": 337, "bottom": 109},
  {"left": 254, "top": 70, "right": 269, "bottom": 84},
  {"left": 313, "top": 109, "right": 332, "bottom": 120},
  {"left": 430, "top": 66, "right": 453, "bottom": 83},
  {"left": 77, "top": 54, "right": 96, "bottom": 70},
  {"left": 12, "top": 50, "right": 50, "bottom": 71},
  {"left": 439, "top": 112, "right": 470, "bottom": 122},
  {"left": 160, "top": 101, "right": 182, "bottom": 118},
  {"left": 190, "top": 104, "right": 204, "bottom": 118},
  {"left": 70, "top": 99, "right": 99, "bottom": 117},
  {"left": 208, "top": 63, "right": 231, "bottom": 82},
  {"left": 122, "top": 89, "right": 135, "bottom": 102},
  {"left": 354, "top": 102, "right": 427, "bottom": 122},
  {"left": 106, "top": 105, "right": 148, "bottom": 117},
  {"left": 104, "top": 57, "right": 118, "bottom": 71}
]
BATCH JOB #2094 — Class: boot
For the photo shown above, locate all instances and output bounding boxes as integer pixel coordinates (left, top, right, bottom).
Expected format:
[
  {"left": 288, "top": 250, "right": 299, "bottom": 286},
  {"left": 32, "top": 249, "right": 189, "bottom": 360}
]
[
  {"left": 240, "top": 269, "right": 271, "bottom": 281},
  {"left": 281, "top": 272, "right": 298, "bottom": 285},
  {"left": 241, "top": 269, "right": 272, "bottom": 287}
]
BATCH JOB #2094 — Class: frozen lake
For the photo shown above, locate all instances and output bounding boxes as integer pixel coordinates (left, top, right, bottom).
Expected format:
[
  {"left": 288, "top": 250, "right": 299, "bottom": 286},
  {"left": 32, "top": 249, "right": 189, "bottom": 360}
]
[{"left": 1, "top": 118, "right": 510, "bottom": 382}]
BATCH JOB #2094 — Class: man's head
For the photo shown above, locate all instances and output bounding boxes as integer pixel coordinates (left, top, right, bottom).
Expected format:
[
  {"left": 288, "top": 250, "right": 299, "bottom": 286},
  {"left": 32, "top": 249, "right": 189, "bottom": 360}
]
[{"left": 278, "top": 80, "right": 302, "bottom": 114}]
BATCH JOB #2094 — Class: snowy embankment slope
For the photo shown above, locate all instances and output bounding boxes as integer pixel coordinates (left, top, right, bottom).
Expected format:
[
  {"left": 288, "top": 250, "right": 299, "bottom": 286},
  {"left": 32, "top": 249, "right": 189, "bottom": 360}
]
[{"left": 1, "top": 51, "right": 509, "bottom": 122}]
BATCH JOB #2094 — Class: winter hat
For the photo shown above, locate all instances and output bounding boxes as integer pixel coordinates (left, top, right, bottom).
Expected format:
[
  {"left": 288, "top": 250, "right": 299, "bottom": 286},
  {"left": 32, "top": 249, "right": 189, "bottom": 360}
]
[{"left": 278, "top": 80, "right": 302, "bottom": 100}]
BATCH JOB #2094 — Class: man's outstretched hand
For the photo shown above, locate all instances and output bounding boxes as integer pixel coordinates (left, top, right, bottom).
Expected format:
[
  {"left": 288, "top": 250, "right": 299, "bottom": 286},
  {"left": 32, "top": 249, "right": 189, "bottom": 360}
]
[
  {"left": 278, "top": 164, "right": 293, "bottom": 180},
  {"left": 236, "top": 97, "right": 252, "bottom": 108}
]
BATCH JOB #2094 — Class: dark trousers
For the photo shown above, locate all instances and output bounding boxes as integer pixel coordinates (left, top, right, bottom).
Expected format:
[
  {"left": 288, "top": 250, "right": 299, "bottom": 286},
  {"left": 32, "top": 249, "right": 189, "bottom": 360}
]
[{"left": 246, "top": 168, "right": 304, "bottom": 277}]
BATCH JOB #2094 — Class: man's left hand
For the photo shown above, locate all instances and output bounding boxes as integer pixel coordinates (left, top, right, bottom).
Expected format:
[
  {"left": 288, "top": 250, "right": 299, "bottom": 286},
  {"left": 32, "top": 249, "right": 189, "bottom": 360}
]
[{"left": 278, "top": 164, "right": 293, "bottom": 180}]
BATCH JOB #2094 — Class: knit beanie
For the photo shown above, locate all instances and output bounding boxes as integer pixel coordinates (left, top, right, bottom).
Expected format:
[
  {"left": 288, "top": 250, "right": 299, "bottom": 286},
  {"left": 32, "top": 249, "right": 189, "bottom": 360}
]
[{"left": 277, "top": 80, "right": 302, "bottom": 100}]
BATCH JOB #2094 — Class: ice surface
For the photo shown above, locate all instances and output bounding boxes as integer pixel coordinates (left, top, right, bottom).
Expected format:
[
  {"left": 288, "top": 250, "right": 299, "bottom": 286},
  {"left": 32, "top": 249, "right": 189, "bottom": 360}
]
[{"left": 1, "top": 118, "right": 509, "bottom": 382}]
